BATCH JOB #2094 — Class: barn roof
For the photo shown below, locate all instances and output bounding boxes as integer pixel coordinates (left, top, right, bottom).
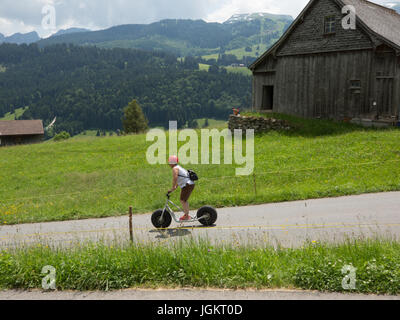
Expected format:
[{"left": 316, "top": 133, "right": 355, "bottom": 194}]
[
  {"left": 0, "top": 120, "right": 44, "bottom": 136},
  {"left": 343, "top": 0, "right": 400, "bottom": 49},
  {"left": 249, "top": 0, "right": 400, "bottom": 70}
]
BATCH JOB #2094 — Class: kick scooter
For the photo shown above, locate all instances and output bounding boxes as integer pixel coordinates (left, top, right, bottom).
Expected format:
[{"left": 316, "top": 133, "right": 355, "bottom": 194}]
[{"left": 151, "top": 193, "right": 218, "bottom": 229}]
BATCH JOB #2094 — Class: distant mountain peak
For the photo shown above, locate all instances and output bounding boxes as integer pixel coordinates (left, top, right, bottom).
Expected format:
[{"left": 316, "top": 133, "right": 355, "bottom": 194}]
[
  {"left": 1, "top": 31, "right": 40, "bottom": 44},
  {"left": 51, "top": 28, "right": 91, "bottom": 37},
  {"left": 224, "top": 12, "right": 293, "bottom": 24}
]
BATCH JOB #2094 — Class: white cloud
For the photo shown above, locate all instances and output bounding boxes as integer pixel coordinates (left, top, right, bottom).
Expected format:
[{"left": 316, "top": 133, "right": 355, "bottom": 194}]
[{"left": 0, "top": 17, "right": 36, "bottom": 36}]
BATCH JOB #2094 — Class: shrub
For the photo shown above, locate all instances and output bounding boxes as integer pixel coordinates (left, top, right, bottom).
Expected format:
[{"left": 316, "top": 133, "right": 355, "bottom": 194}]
[{"left": 53, "top": 131, "right": 71, "bottom": 141}]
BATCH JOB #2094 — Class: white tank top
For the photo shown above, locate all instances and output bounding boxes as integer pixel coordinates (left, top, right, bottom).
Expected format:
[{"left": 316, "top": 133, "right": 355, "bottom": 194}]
[{"left": 176, "top": 165, "right": 195, "bottom": 189}]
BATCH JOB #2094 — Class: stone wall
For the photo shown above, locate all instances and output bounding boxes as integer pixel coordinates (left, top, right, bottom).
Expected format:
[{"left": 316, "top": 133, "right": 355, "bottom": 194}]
[{"left": 228, "top": 115, "right": 291, "bottom": 133}]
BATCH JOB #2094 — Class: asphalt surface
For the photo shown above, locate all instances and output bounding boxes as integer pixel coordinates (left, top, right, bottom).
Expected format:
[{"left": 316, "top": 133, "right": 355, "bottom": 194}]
[
  {"left": 1, "top": 288, "right": 399, "bottom": 300},
  {"left": 1, "top": 191, "right": 400, "bottom": 248},
  {"left": 1, "top": 192, "right": 400, "bottom": 300}
]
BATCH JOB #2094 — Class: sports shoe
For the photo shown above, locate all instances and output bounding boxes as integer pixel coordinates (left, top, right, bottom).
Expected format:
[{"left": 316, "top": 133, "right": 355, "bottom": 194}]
[{"left": 179, "top": 215, "right": 191, "bottom": 221}]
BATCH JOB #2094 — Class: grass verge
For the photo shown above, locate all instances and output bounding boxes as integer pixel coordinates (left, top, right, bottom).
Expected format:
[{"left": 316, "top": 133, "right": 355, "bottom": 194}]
[{"left": 0, "top": 239, "right": 399, "bottom": 294}]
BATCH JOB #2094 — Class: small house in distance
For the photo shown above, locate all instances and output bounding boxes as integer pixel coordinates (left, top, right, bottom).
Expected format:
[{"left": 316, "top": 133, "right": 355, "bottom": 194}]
[
  {"left": 249, "top": 0, "right": 400, "bottom": 126},
  {"left": 0, "top": 120, "right": 44, "bottom": 147}
]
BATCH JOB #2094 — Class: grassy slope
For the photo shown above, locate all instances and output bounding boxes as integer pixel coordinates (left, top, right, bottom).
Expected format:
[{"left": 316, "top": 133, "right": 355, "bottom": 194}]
[
  {"left": 224, "top": 66, "right": 252, "bottom": 76},
  {"left": 195, "top": 118, "right": 227, "bottom": 128},
  {"left": 95, "top": 36, "right": 220, "bottom": 57},
  {"left": 1, "top": 115, "right": 400, "bottom": 225},
  {"left": 198, "top": 63, "right": 210, "bottom": 72},
  {"left": 0, "top": 107, "right": 28, "bottom": 120},
  {"left": 224, "top": 43, "right": 269, "bottom": 59},
  {"left": 199, "top": 63, "right": 252, "bottom": 76}
]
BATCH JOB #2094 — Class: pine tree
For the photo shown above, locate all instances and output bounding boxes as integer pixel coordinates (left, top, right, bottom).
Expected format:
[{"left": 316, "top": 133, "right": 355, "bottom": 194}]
[
  {"left": 122, "top": 99, "right": 149, "bottom": 134},
  {"left": 188, "top": 119, "right": 198, "bottom": 129}
]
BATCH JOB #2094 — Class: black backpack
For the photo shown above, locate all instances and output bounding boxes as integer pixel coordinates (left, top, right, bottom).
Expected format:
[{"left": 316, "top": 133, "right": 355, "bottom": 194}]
[
  {"left": 188, "top": 170, "right": 199, "bottom": 181},
  {"left": 179, "top": 169, "right": 199, "bottom": 181}
]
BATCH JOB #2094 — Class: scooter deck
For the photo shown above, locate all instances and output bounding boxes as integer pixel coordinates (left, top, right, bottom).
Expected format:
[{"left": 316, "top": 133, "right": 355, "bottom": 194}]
[{"left": 176, "top": 217, "right": 198, "bottom": 224}]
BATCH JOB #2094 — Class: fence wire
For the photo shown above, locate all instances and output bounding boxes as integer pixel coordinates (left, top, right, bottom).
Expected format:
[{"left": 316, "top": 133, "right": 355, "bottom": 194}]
[{"left": 1, "top": 158, "right": 400, "bottom": 203}]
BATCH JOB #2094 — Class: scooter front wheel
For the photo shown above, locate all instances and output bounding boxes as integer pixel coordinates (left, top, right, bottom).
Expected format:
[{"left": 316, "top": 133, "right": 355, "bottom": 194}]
[
  {"left": 197, "top": 206, "right": 218, "bottom": 226},
  {"left": 151, "top": 210, "right": 172, "bottom": 229}
]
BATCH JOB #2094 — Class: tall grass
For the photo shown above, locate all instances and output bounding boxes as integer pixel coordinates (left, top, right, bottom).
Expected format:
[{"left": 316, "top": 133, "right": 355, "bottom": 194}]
[{"left": 0, "top": 239, "right": 399, "bottom": 294}]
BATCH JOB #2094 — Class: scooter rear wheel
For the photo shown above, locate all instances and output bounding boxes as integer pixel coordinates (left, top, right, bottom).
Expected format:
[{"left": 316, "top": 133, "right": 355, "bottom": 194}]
[
  {"left": 151, "top": 210, "right": 172, "bottom": 229},
  {"left": 197, "top": 206, "right": 217, "bottom": 226}
]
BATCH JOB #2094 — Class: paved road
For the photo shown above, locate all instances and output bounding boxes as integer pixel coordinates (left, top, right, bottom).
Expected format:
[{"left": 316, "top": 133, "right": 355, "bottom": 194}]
[
  {"left": 1, "top": 288, "right": 399, "bottom": 300},
  {"left": 1, "top": 191, "right": 400, "bottom": 248}
]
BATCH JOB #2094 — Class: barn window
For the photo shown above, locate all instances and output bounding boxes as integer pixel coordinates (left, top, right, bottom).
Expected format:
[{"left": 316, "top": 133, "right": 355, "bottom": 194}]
[
  {"left": 350, "top": 80, "right": 361, "bottom": 89},
  {"left": 324, "top": 16, "right": 336, "bottom": 34},
  {"left": 350, "top": 80, "right": 361, "bottom": 94}
]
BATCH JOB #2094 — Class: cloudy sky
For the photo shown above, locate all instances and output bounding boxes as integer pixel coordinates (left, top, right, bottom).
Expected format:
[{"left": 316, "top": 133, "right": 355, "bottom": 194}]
[{"left": 0, "top": 0, "right": 392, "bottom": 37}]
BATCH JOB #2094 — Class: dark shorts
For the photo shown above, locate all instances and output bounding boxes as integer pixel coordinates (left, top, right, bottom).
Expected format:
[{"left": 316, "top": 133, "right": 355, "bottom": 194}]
[{"left": 180, "top": 184, "right": 195, "bottom": 202}]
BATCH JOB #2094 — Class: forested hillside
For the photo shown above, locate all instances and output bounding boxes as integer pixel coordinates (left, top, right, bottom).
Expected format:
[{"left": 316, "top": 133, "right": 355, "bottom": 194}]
[
  {"left": 0, "top": 43, "right": 251, "bottom": 135},
  {"left": 38, "top": 15, "right": 293, "bottom": 58}
]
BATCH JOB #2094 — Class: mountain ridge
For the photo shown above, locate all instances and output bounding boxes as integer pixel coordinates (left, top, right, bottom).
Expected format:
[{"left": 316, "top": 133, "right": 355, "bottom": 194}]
[
  {"left": 51, "top": 28, "right": 91, "bottom": 37},
  {"left": 224, "top": 12, "right": 293, "bottom": 24},
  {"left": 37, "top": 14, "right": 293, "bottom": 57},
  {"left": 0, "top": 31, "right": 40, "bottom": 45}
]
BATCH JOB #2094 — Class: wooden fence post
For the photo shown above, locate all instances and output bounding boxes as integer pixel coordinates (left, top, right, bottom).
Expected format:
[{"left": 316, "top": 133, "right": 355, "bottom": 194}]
[
  {"left": 253, "top": 172, "right": 257, "bottom": 198},
  {"left": 129, "top": 206, "right": 133, "bottom": 242}
]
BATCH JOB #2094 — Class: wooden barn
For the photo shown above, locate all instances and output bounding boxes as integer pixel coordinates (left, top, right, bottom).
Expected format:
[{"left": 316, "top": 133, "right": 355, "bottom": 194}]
[
  {"left": 249, "top": 0, "right": 400, "bottom": 126},
  {"left": 0, "top": 120, "right": 44, "bottom": 147}
]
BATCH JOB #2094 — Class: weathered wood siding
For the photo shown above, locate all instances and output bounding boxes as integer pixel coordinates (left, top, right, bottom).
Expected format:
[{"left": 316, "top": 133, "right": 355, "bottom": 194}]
[
  {"left": 276, "top": 51, "right": 373, "bottom": 119},
  {"left": 254, "top": 50, "right": 375, "bottom": 119},
  {"left": 0, "top": 134, "right": 44, "bottom": 147},
  {"left": 277, "top": 0, "right": 373, "bottom": 56},
  {"left": 373, "top": 45, "right": 398, "bottom": 117},
  {"left": 395, "top": 56, "right": 400, "bottom": 118}
]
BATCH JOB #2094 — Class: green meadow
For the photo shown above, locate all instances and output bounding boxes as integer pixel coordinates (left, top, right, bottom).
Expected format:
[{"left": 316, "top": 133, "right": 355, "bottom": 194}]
[
  {"left": 1, "top": 114, "right": 400, "bottom": 225},
  {"left": 0, "top": 107, "right": 28, "bottom": 121},
  {"left": 198, "top": 63, "right": 252, "bottom": 76},
  {"left": 195, "top": 118, "right": 227, "bottom": 128}
]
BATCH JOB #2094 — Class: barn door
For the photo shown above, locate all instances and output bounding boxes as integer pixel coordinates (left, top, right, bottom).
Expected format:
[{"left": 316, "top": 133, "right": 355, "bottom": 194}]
[
  {"left": 374, "top": 46, "right": 396, "bottom": 117},
  {"left": 375, "top": 77, "right": 394, "bottom": 117},
  {"left": 349, "top": 80, "right": 362, "bottom": 118},
  {"left": 349, "top": 92, "right": 361, "bottom": 118},
  {"left": 262, "top": 85, "right": 274, "bottom": 110}
]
